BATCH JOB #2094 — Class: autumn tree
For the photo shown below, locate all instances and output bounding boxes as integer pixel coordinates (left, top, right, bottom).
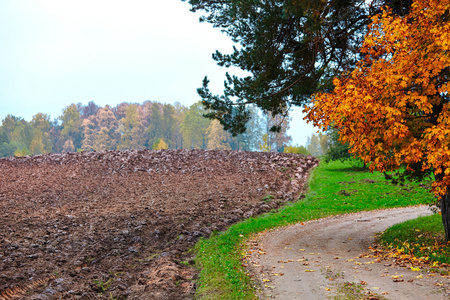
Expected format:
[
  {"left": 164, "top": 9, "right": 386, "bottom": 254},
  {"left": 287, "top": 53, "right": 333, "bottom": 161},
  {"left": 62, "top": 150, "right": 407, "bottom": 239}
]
[
  {"left": 0, "top": 123, "right": 13, "bottom": 157},
  {"left": 0, "top": 143, "right": 15, "bottom": 157},
  {"left": 0, "top": 115, "right": 22, "bottom": 157},
  {"left": 161, "top": 104, "right": 176, "bottom": 148},
  {"left": 48, "top": 119, "right": 63, "bottom": 153},
  {"left": 31, "top": 113, "right": 51, "bottom": 133},
  {"left": 62, "top": 139, "right": 75, "bottom": 152},
  {"left": 284, "top": 145, "right": 310, "bottom": 155},
  {"left": 173, "top": 102, "right": 188, "bottom": 149},
  {"left": 0, "top": 115, "right": 19, "bottom": 142},
  {"left": 118, "top": 104, "right": 145, "bottom": 150},
  {"left": 144, "top": 103, "right": 163, "bottom": 148},
  {"left": 82, "top": 106, "right": 119, "bottom": 151},
  {"left": 206, "top": 120, "right": 231, "bottom": 150},
  {"left": 81, "top": 118, "right": 96, "bottom": 151},
  {"left": 318, "top": 132, "right": 329, "bottom": 156},
  {"left": 79, "top": 101, "right": 100, "bottom": 118},
  {"left": 181, "top": 102, "right": 211, "bottom": 149},
  {"left": 0, "top": 116, "right": 34, "bottom": 156},
  {"left": 29, "top": 113, "right": 53, "bottom": 155},
  {"left": 306, "top": 132, "right": 329, "bottom": 157},
  {"left": 60, "top": 104, "right": 83, "bottom": 151},
  {"left": 305, "top": 0, "right": 450, "bottom": 238},
  {"left": 96, "top": 106, "right": 120, "bottom": 150},
  {"left": 306, "top": 134, "right": 321, "bottom": 157},
  {"left": 152, "top": 138, "right": 168, "bottom": 150},
  {"left": 112, "top": 102, "right": 129, "bottom": 121},
  {"left": 19, "top": 122, "right": 33, "bottom": 153},
  {"left": 1, "top": 99, "right": 291, "bottom": 155},
  {"left": 259, "top": 134, "right": 271, "bottom": 152}
]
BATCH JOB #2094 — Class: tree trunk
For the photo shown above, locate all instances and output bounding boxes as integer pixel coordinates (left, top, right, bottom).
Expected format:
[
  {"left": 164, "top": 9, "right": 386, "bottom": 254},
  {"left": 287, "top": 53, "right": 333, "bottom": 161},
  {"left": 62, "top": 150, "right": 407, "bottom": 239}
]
[{"left": 441, "top": 190, "right": 450, "bottom": 241}]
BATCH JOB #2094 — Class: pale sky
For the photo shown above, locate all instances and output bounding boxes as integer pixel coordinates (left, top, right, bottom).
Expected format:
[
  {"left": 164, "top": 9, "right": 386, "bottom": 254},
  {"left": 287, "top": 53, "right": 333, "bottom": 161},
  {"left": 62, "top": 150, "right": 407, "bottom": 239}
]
[{"left": 0, "top": 0, "right": 317, "bottom": 146}]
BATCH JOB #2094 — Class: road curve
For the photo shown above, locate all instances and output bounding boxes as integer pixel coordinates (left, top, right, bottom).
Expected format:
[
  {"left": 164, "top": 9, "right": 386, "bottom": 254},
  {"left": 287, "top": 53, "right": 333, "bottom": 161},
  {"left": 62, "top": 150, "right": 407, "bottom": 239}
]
[{"left": 247, "top": 206, "right": 450, "bottom": 299}]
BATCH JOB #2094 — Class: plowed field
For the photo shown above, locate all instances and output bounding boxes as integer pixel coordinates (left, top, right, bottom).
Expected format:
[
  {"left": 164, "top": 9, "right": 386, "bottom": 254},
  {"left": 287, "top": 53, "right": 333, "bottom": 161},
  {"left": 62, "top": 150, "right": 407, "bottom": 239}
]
[{"left": 0, "top": 149, "right": 317, "bottom": 299}]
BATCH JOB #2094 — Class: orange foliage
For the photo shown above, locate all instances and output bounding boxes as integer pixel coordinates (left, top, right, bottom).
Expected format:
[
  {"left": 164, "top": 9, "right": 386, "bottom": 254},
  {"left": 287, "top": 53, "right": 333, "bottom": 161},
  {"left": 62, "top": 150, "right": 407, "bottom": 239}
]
[{"left": 305, "top": 0, "right": 450, "bottom": 197}]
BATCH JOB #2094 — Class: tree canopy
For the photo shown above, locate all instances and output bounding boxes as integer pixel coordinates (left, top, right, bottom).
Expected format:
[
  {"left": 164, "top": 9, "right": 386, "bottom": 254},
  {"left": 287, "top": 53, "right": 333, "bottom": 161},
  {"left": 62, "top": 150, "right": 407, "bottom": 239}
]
[
  {"left": 0, "top": 100, "right": 292, "bottom": 157},
  {"left": 305, "top": 0, "right": 450, "bottom": 237},
  {"left": 183, "top": 0, "right": 388, "bottom": 134}
]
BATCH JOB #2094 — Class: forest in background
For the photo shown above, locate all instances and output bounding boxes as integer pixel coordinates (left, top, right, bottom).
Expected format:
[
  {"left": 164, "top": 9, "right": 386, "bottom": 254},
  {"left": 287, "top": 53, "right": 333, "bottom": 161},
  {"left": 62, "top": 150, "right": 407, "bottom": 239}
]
[{"left": 0, "top": 100, "right": 293, "bottom": 158}]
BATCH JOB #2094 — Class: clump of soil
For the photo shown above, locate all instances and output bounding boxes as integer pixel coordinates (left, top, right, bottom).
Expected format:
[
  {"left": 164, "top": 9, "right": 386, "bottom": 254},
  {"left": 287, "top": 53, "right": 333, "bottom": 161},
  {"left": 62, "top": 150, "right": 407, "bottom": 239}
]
[{"left": 0, "top": 149, "right": 318, "bottom": 299}]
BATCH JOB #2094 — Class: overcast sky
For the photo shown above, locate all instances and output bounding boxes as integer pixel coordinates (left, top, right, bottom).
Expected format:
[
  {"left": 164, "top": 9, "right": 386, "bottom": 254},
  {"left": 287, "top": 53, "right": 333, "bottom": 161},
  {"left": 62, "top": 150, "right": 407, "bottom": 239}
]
[{"left": 0, "top": 0, "right": 317, "bottom": 146}]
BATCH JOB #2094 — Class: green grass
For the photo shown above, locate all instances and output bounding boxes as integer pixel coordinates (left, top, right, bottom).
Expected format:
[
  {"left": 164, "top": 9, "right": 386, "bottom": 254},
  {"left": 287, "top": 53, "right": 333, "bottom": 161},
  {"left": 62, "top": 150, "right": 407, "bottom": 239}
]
[
  {"left": 333, "top": 281, "right": 387, "bottom": 300},
  {"left": 379, "top": 213, "right": 450, "bottom": 265},
  {"left": 194, "top": 159, "right": 435, "bottom": 299}
]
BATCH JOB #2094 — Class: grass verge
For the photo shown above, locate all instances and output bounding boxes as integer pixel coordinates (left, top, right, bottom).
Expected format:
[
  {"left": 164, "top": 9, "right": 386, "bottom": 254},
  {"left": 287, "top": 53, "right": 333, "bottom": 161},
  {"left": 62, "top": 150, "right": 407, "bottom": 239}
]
[
  {"left": 379, "top": 213, "right": 450, "bottom": 266},
  {"left": 194, "top": 159, "right": 435, "bottom": 299}
]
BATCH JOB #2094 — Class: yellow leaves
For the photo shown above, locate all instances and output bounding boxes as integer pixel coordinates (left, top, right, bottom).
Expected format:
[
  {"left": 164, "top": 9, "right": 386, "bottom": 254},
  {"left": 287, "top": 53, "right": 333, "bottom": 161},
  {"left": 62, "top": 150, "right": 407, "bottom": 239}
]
[
  {"left": 278, "top": 259, "right": 294, "bottom": 264},
  {"left": 431, "top": 261, "right": 440, "bottom": 268},
  {"left": 371, "top": 14, "right": 379, "bottom": 23},
  {"left": 304, "top": 0, "right": 450, "bottom": 199},
  {"left": 332, "top": 77, "right": 341, "bottom": 87}
]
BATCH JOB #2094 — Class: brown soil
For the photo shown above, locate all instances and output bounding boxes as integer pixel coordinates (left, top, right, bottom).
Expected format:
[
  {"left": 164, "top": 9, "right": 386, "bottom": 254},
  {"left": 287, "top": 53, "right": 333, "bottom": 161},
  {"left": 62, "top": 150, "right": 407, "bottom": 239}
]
[
  {"left": 248, "top": 206, "right": 450, "bottom": 300},
  {"left": 0, "top": 149, "right": 318, "bottom": 299}
]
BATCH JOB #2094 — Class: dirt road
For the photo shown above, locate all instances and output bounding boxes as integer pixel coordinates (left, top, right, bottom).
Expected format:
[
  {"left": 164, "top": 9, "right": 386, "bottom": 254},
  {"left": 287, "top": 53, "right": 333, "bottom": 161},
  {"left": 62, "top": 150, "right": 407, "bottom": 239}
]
[{"left": 248, "top": 206, "right": 450, "bottom": 299}]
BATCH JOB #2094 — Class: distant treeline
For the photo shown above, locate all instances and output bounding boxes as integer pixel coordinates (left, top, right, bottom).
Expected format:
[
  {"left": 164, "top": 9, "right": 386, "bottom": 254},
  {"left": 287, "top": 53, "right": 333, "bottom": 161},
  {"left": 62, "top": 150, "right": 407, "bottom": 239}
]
[{"left": 0, "top": 100, "right": 292, "bottom": 157}]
